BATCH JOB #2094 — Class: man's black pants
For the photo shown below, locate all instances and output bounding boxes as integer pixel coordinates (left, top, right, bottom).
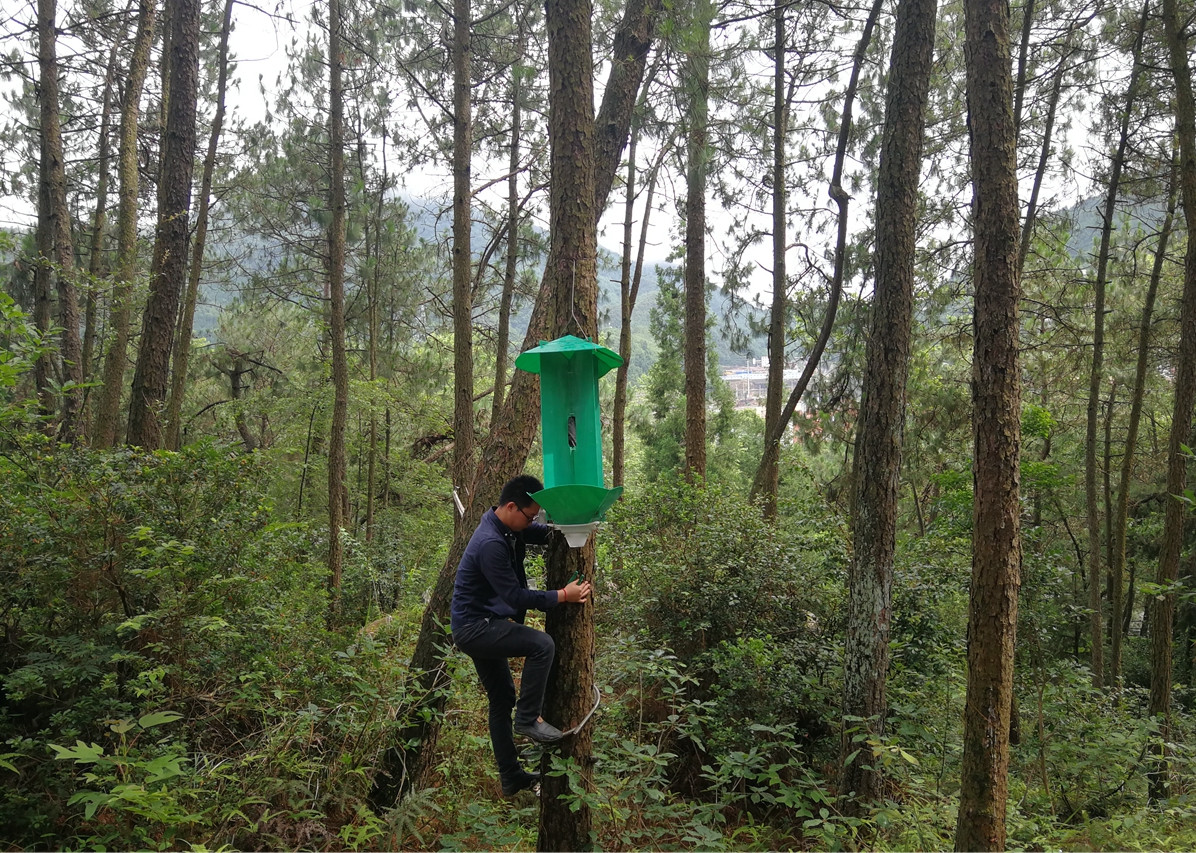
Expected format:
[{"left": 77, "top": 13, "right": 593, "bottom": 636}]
[{"left": 454, "top": 617, "right": 555, "bottom": 784}]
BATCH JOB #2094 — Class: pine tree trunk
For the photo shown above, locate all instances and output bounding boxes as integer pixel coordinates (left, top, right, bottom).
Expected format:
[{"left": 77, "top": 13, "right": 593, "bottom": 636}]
[
  {"left": 83, "top": 26, "right": 120, "bottom": 392},
  {"left": 537, "top": 0, "right": 599, "bottom": 842},
  {"left": 954, "top": 0, "right": 1022, "bottom": 845},
  {"left": 36, "top": 0, "right": 84, "bottom": 442},
  {"left": 165, "top": 0, "right": 233, "bottom": 451},
  {"left": 1149, "top": 0, "right": 1196, "bottom": 803},
  {"left": 452, "top": 0, "right": 476, "bottom": 533},
  {"left": 93, "top": 0, "right": 155, "bottom": 449},
  {"left": 840, "top": 0, "right": 936, "bottom": 811},
  {"left": 758, "top": 0, "right": 787, "bottom": 520},
  {"left": 127, "top": 0, "right": 200, "bottom": 449},
  {"left": 326, "top": 0, "right": 349, "bottom": 615},
  {"left": 493, "top": 17, "right": 525, "bottom": 423},
  {"left": 681, "top": 0, "right": 710, "bottom": 481}
]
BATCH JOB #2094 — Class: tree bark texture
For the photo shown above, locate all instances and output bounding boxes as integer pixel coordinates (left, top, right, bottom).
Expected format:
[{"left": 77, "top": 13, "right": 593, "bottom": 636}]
[
  {"left": 452, "top": 0, "right": 476, "bottom": 532},
  {"left": 682, "top": 0, "right": 711, "bottom": 481},
  {"left": 165, "top": 0, "right": 233, "bottom": 450},
  {"left": 840, "top": 0, "right": 936, "bottom": 809},
  {"left": 955, "top": 0, "right": 1022, "bottom": 846},
  {"left": 127, "top": 0, "right": 200, "bottom": 449},
  {"left": 326, "top": 0, "right": 350, "bottom": 611},
  {"left": 83, "top": 26, "right": 121, "bottom": 390},
  {"left": 593, "top": 0, "right": 661, "bottom": 212},
  {"left": 1149, "top": 0, "right": 1196, "bottom": 802},
  {"left": 36, "top": 0, "right": 84, "bottom": 442},
  {"left": 759, "top": 0, "right": 787, "bottom": 520},
  {"left": 93, "top": 0, "right": 156, "bottom": 449},
  {"left": 538, "top": 0, "right": 599, "bottom": 844}
]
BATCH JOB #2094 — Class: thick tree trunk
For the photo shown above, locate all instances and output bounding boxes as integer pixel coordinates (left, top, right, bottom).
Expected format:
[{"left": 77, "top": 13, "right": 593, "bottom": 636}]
[
  {"left": 127, "top": 0, "right": 200, "bottom": 449},
  {"left": 840, "top": 0, "right": 936, "bottom": 810},
  {"left": 326, "top": 0, "right": 350, "bottom": 614},
  {"left": 1149, "top": 0, "right": 1196, "bottom": 803},
  {"left": 165, "top": 0, "right": 233, "bottom": 451},
  {"left": 37, "top": 0, "right": 84, "bottom": 442},
  {"left": 954, "top": 0, "right": 1022, "bottom": 846},
  {"left": 537, "top": 0, "right": 599, "bottom": 844},
  {"left": 92, "top": 0, "right": 155, "bottom": 449}
]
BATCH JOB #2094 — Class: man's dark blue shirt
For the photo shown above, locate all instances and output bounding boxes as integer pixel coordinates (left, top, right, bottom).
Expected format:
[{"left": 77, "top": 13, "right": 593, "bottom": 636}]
[{"left": 451, "top": 507, "right": 557, "bottom": 634}]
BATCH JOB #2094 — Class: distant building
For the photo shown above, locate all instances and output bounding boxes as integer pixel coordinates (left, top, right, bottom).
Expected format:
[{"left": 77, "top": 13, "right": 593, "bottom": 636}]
[{"left": 721, "top": 358, "right": 805, "bottom": 413}]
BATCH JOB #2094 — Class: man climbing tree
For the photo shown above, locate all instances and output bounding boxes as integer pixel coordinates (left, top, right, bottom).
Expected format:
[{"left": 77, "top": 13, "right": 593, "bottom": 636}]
[{"left": 451, "top": 474, "right": 591, "bottom": 798}]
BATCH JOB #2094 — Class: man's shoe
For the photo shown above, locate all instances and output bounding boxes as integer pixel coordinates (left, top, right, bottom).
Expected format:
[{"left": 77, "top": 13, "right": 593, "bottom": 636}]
[
  {"left": 514, "top": 719, "right": 564, "bottom": 743},
  {"left": 501, "top": 770, "right": 541, "bottom": 798}
]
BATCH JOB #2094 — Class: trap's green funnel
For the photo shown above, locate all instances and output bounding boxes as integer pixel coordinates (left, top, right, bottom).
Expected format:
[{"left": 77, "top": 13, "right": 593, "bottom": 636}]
[{"left": 530, "top": 483, "right": 624, "bottom": 526}]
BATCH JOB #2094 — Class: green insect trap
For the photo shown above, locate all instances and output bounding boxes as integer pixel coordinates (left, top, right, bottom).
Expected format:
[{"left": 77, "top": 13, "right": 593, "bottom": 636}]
[{"left": 514, "top": 334, "right": 624, "bottom": 547}]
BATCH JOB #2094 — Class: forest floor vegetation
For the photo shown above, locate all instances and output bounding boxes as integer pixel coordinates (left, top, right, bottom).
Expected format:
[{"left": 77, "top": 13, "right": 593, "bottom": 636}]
[{"left": 2, "top": 439, "right": 1196, "bottom": 850}]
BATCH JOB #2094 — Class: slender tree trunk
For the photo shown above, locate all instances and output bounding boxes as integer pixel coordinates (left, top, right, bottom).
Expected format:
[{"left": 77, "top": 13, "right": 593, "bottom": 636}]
[
  {"left": 83, "top": 17, "right": 123, "bottom": 392},
  {"left": 366, "top": 132, "right": 387, "bottom": 543},
  {"left": 840, "top": 0, "right": 936, "bottom": 810},
  {"left": 1017, "top": 52, "right": 1068, "bottom": 271},
  {"left": 93, "top": 0, "right": 155, "bottom": 449},
  {"left": 165, "top": 0, "right": 233, "bottom": 450},
  {"left": 750, "top": 0, "right": 883, "bottom": 503},
  {"left": 758, "top": 0, "right": 787, "bottom": 519},
  {"left": 1011, "top": 0, "right": 1034, "bottom": 134},
  {"left": 1149, "top": 0, "right": 1196, "bottom": 802},
  {"left": 1084, "top": 10, "right": 1144, "bottom": 687},
  {"left": 33, "top": 143, "right": 54, "bottom": 418},
  {"left": 37, "top": 0, "right": 84, "bottom": 442},
  {"left": 493, "top": 16, "right": 526, "bottom": 423},
  {"left": 682, "top": 0, "right": 711, "bottom": 481},
  {"left": 368, "top": 0, "right": 660, "bottom": 807},
  {"left": 613, "top": 123, "right": 660, "bottom": 487},
  {"left": 451, "top": 0, "right": 476, "bottom": 531},
  {"left": 127, "top": 0, "right": 200, "bottom": 449},
  {"left": 955, "top": 0, "right": 1022, "bottom": 845},
  {"left": 325, "top": 0, "right": 350, "bottom": 615},
  {"left": 1115, "top": 158, "right": 1175, "bottom": 678}
]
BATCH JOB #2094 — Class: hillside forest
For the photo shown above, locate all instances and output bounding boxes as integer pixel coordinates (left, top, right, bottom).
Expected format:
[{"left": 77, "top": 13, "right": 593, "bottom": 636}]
[{"left": 3, "top": 0, "right": 1196, "bottom": 848}]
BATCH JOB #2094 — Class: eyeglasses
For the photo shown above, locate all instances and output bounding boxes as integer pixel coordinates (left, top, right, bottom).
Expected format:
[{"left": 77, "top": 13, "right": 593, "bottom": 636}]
[{"left": 519, "top": 506, "right": 539, "bottom": 523}]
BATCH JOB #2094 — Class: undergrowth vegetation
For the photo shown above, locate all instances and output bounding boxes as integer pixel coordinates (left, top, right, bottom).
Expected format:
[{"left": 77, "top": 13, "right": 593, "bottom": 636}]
[{"left": 2, "top": 439, "right": 1196, "bottom": 850}]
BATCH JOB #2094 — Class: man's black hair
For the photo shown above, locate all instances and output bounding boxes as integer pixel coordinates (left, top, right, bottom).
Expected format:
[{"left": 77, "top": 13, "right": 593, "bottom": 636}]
[{"left": 499, "top": 474, "right": 544, "bottom": 508}]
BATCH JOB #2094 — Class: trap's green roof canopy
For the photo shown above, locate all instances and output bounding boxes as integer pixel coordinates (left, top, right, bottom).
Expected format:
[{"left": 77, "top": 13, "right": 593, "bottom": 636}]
[{"left": 513, "top": 334, "right": 623, "bottom": 377}]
